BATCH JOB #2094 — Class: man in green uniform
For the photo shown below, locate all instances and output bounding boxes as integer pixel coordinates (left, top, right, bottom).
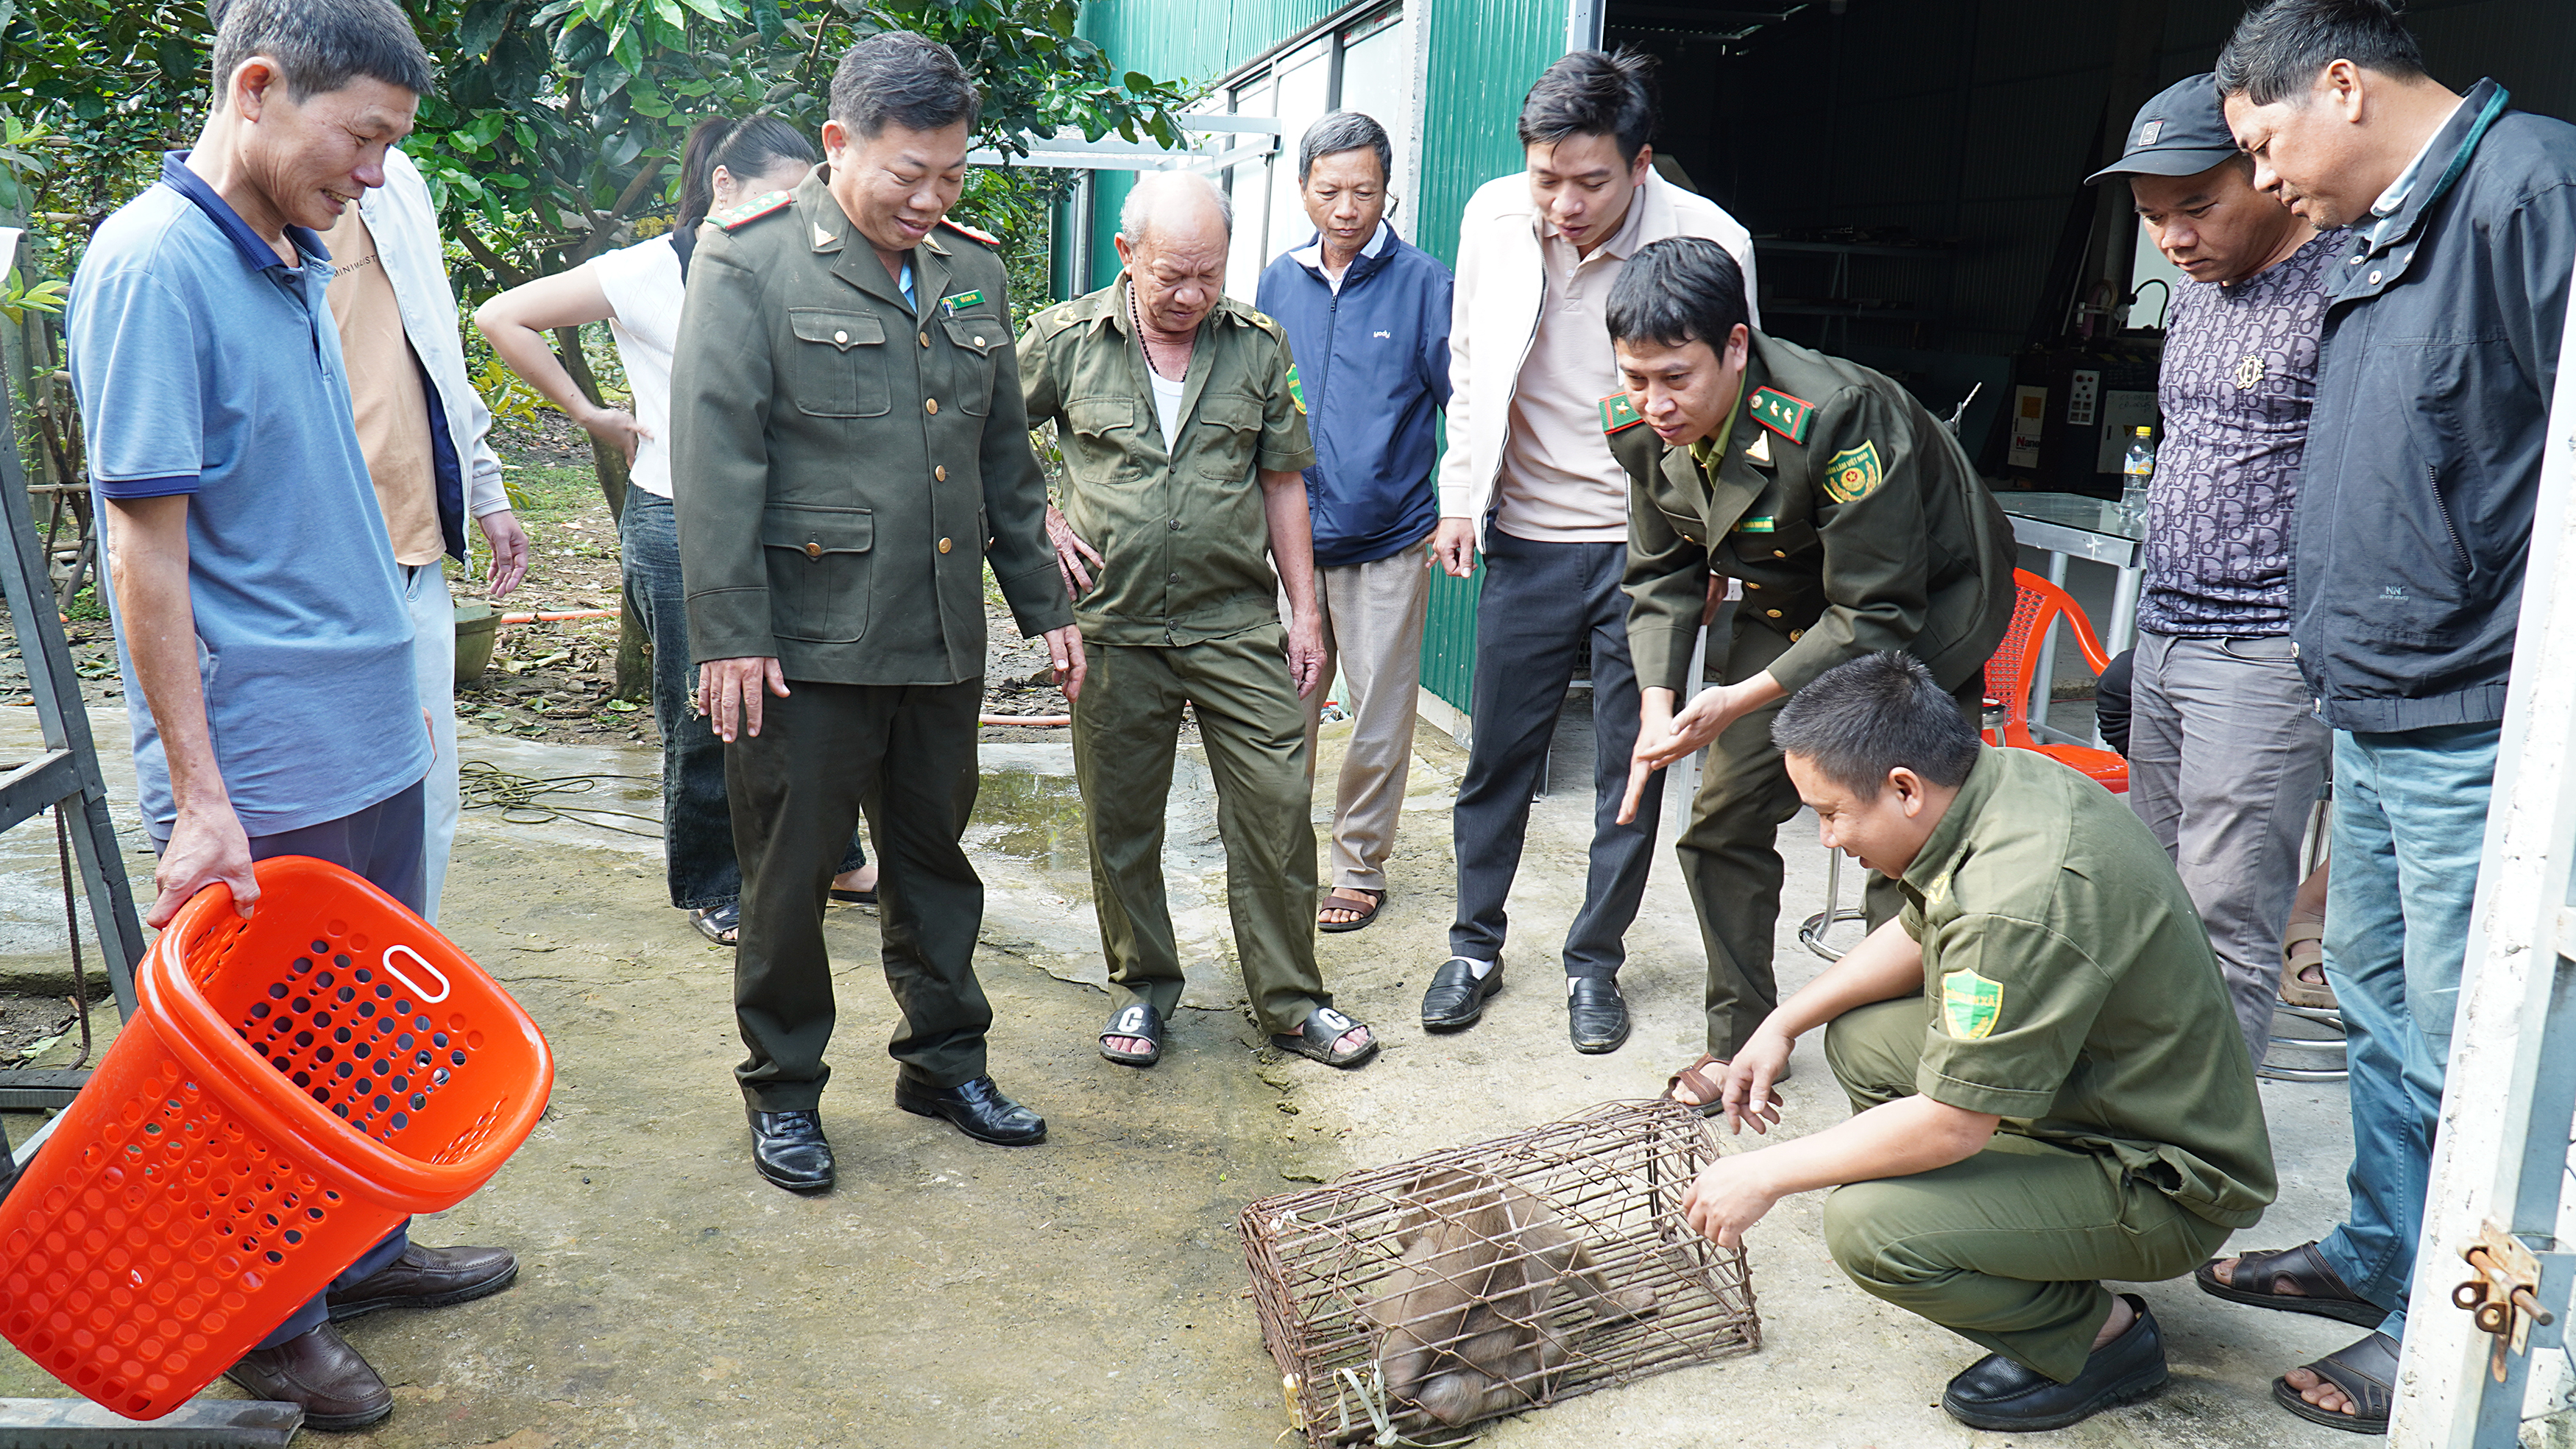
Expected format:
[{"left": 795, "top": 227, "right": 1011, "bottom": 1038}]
[
  {"left": 672, "top": 32, "right": 1084, "bottom": 1190},
  {"left": 1681, "top": 651, "right": 2275, "bottom": 1431},
  {"left": 1020, "top": 172, "right": 1376, "bottom": 1073},
  {"left": 1601, "top": 236, "right": 2016, "bottom": 1097}
]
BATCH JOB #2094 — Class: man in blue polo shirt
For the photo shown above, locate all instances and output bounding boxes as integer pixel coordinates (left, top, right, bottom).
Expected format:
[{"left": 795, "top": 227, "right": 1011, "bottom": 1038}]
[{"left": 67, "top": 0, "right": 515, "bottom": 1428}]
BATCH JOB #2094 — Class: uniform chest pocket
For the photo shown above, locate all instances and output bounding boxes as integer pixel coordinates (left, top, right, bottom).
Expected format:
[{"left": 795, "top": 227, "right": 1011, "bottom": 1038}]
[
  {"left": 1066, "top": 397, "right": 1147, "bottom": 483},
  {"left": 788, "top": 310, "right": 891, "bottom": 419},
  {"left": 1733, "top": 515, "right": 1818, "bottom": 560},
  {"left": 1191, "top": 394, "right": 1263, "bottom": 478},
  {"left": 759, "top": 503, "right": 874, "bottom": 644},
  {"left": 941, "top": 316, "right": 1000, "bottom": 416}
]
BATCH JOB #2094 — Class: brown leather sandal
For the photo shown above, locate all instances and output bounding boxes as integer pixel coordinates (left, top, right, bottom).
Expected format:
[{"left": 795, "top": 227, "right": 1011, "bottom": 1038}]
[
  {"left": 2194, "top": 1241, "right": 2384, "bottom": 1326},
  {"left": 1661, "top": 1054, "right": 1793, "bottom": 1116},
  {"left": 2279, "top": 918, "right": 2337, "bottom": 1009},
  {"left": 2273, "top": 1331, "right": 2396, "bottom": 1434}
]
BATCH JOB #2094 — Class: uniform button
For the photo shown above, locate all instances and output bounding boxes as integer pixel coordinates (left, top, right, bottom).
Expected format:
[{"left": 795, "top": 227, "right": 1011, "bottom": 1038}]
[
  {"left": 925, "top": 398, "right": 939, "bottom": 414},
  {"left": 1772, "top": 549, "right": 1787, "bottom": 559},
  {"left": 938, "top": 537, "right": 952, "bottom": 554},
  {"left": 1744, "top": 581, "right": 1761, "bottom": 590},
  {"left": 833, "top": 330, "right": 848, "bottom": 344},
  {"left": 804, "top": 541, "right": 823, "bottom": 559},
  {"left": 1788, "top": 629, "right": 1803, "bottom": 642},
  {"left": 1766, "top": 609, "right": 1783, "bottom": 619},
  {"left": 973, "top": 335, "right": 987, "bottom": 347},
  {"left": 1167, "top": 519, "right": 1181, "bottom": 531},
  {"left": 2368, "top": 269, "right": 2382, "bottom": 283},
  {"left": 1167, "top": 572, "right": 1180, "bottom": 584},
  {"left": 919, "top": 332, "right": 930, "bottom": 347},
  {"left": 935, "top": 465, "right": 948, "bottom": 482}
]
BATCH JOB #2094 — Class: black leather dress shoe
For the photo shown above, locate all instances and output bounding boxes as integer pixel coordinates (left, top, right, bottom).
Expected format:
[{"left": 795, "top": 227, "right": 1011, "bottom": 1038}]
[
  {"left": 1568, "top": 977, "right": 1631, "bottom": 1054},
  {"left": 895, "top": 1075, "right": 1047, "bottom": 1146},
  {"left": 1942, "top": 1294, "right": 2168, "bottom": 1431},
  {"left": 748, "top": 1107, "right": 835, "bottom": 1192},
  {"left": 1420, "top": 956, "right": 1502, "bottom": 1030}
]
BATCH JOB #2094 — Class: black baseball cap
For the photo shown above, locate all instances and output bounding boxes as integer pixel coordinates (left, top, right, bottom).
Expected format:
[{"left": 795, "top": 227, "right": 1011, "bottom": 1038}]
[{"left": 2086, "top": 73, "right": 2240, "bottom": 185}]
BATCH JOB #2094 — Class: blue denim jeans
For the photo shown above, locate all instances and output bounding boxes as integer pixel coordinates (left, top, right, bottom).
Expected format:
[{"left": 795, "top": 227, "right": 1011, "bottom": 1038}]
[
  {"left": 620, "top": 489, "right": 861, "bottom": 909},
  {"left": 2313, "top": 720, "right": 2501, "bottom": 1342}
]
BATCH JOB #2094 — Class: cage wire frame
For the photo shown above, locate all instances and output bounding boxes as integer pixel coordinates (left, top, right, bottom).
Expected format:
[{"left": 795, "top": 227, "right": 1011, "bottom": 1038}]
[{"left": 1239, "top": 1099, "right": 1761, "bottom": 1445}]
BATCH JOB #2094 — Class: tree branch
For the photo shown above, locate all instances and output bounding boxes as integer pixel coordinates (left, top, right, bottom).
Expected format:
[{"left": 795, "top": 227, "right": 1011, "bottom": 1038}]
[{"left": 567, "top": 155, "right": 670, "bottom": 268}]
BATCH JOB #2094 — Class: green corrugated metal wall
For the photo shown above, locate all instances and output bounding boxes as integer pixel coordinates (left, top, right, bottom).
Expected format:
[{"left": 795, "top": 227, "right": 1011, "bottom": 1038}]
[
  {"left": 1406, "top": 0, "right": 1567, "bottom": 718},
  {"left": 1067, "top": 0, "right": 1574, "bottom": 720}
]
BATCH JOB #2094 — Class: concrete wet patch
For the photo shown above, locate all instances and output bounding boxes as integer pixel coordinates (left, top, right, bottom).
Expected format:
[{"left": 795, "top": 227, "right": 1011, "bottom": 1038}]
[{"left": 0, "top": 698, "right": 2368, "bottom": 1445}]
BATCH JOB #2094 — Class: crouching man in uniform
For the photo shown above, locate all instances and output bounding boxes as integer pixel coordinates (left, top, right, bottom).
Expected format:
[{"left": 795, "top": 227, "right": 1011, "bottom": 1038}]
[
  {"left": 1603, "top": 235, "right": 2014, "bottom": 1099},
  {"left": 1680, "top": 652, "right": 2276, "bottom": 1432}
]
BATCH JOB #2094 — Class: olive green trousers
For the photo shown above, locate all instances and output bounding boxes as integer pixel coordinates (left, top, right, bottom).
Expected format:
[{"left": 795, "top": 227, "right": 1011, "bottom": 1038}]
[
  {"left": 728, "top": 679, "right": 993, "bottom": 1107},
  {"left": 1819, "top": 996, "right": 2234, "bottom": 1382},
  {"left": 1072, "top": 627, "right": 1331, "bottom": 1036}
]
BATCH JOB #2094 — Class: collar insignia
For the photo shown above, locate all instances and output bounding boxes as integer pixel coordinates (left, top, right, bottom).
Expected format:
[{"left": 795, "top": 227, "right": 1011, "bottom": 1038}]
[{"left": 1744, "top": 428, "right": 1774, "bottom": 467}]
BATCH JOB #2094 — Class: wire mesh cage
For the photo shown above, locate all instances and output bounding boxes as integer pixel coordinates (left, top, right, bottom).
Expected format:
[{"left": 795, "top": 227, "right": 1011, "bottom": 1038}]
[{"left": 1239, "top": 1099, "right": 1761, "bottom": 1445}]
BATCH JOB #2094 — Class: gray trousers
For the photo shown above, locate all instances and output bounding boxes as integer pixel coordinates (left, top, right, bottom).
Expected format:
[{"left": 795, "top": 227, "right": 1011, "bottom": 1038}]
[
  {"left": 1300, "top": 548, "right": 1432, "bottom": 893},
  {"left": 2125, "top": 631, "right": 2331, "bottom": 1062}
]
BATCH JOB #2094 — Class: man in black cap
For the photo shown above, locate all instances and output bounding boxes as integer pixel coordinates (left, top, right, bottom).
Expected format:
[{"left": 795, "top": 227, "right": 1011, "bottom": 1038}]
[{"left": 2082, "top": 74, "right": 2336, "bottom": 1067}]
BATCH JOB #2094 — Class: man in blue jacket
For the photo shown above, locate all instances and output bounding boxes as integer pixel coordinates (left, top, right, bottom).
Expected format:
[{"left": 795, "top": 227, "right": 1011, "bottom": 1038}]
[
  {"left": 2201, "top": 0, "right": 2576, "bottom": 1433},
  {"left": 1256, "top": 111, "right": 1454, "bottom": 935}
]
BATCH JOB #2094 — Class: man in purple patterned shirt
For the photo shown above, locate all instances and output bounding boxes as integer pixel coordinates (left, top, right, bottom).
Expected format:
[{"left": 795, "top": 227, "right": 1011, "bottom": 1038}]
[{"left": 2087, "top": 74, "right": 2337, "bottom": 1063}]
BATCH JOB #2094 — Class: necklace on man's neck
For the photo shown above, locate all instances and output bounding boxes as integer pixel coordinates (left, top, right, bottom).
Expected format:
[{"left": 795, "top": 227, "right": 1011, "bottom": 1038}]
[{"left": 1127, "top": 281, "right": 1192, "bottom": 380}]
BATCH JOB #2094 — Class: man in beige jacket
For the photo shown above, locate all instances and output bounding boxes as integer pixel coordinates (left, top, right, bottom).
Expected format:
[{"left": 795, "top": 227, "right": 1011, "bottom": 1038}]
[{"left": 1418, "top": 49, "right": 1761, "bottom": 1056}]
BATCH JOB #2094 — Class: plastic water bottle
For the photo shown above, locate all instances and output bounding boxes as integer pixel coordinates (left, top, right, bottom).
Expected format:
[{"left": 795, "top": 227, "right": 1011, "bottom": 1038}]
[{"left": 2119, "top": 426, "right": 2157, "bottom": 526}]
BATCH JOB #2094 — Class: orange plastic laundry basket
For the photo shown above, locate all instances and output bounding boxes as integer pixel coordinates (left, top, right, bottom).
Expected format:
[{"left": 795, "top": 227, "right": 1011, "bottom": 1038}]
[{"left": 0, "top": 857, "right": 552, "bottom": 1419}]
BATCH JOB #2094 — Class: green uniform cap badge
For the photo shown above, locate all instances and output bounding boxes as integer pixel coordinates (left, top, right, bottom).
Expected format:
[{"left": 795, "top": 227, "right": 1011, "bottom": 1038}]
[
  {"left": 1942, "top": 968, "right": 2005, "bottom": 1040},
  {"left": 1748, "top": 386, "right": 1815, "bottom": 444},
  {"left": 1287, "top": 361, "right": 1307, "bottom": 414},
  {"left": 1824, "top": 440, "right": 1884, "bottom": 503},
  {"left": 712, "top": 191, "right": 793, "bottom": 230},
  {"left": 1599, "top": 392, "right": 1646, "bottom": 433},
  {"left": 939, "top": 289, "right": 984, "bottom": 315}
]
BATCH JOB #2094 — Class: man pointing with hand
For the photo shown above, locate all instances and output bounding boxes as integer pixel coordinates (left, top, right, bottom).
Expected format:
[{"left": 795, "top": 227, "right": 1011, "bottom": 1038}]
[{"left": 1603, "top": 238, "right": 2012, "bottom": 1104}]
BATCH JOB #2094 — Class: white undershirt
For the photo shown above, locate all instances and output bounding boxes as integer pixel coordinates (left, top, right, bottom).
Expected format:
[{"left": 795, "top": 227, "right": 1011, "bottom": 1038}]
[{"left": 1148, "top": 366, "right": 1186, "bottom": 446}]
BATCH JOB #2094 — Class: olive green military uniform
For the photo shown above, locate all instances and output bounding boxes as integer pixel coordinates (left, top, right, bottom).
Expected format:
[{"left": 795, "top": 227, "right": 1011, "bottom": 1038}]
[
  {"left": 670, "top": 169, "right": 1072, "bottom": 1108},
  {"left": 1816, "top": 745, "right": 2276, "bottom": 1381},
  {"left": 1016, "top": 278, "right": 1334, "bottom": 1036},
  {"left": 1616, "top": 330, "right": 2016, "bottom": 1058}
]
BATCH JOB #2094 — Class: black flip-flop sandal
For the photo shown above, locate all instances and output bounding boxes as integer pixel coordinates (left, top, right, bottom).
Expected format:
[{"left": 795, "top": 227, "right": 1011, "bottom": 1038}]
[
  {"left": 1317, "top": 888, "right": 1384, "bottom": 934},
  {"left": 1271, "top": 1006, "right": 1378, "bottom": 1069},
  {"left": 2194, "top": 1241, "right": 2385, "bottom": 1326},
  {"left": 693, "top": 902, "right": 740, "bottom": 946},
  {"left": 2272, "top": 1331, "right": 2396, "bottom": 1434},
  {"left": 1099, "top": 1002, "right": 1164, "bottom": 1067}
]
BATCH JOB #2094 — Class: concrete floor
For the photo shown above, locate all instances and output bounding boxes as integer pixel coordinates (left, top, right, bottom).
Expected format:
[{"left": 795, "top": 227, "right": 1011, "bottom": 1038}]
[{"left": 0, "top": 698, "right": 2371, "bottom": 1446}]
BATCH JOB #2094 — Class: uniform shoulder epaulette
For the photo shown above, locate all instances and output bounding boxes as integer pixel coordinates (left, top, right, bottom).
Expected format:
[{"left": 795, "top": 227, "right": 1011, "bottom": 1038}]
[
  {"left": 939, "top": 217, "right": 1000, "bottom": 247},
  {"left": 1032, "top": 302, "right": 1083, "bottom": 339},
  {"left": 1599, "top": 391, "right": 1647, "bottom": 434},
  {"left": 710, "top": 191, "right": 793, "bottom": 231},
  {"left": 1747, "top": 386, "right": 1816, "bottom": 444}
]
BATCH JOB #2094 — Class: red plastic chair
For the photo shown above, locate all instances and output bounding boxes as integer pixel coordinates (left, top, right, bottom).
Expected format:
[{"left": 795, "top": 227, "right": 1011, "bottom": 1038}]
[{"left": 1985, "top": 569, "right": 2129, "bottom": 793}]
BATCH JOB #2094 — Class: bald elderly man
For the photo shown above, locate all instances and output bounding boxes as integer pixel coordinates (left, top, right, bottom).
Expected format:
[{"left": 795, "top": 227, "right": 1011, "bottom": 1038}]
[{"left": 1020, "top": 173, "right": 1377, "bottom": 1074}]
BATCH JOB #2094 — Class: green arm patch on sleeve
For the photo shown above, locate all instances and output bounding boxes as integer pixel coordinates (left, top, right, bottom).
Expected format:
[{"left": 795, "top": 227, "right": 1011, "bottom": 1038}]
[
  {"left": 711, "top": 191, "right": 793, "bottom": 230},
  {"left": 1599, "top": 392, "right": 1646, "bottom": 433},
  {"left": 1942, "top": 968, "right": 2005, "bottom": 1040},
  {"left": 1748, "top": 386, "right": 1816, "bottom": 444},
  {"left": 1823, "top": 440, "right": 1884, "bottom": 503},
  {"left": 1287, "top": 361, "right": 1307, "bottom": 414}
]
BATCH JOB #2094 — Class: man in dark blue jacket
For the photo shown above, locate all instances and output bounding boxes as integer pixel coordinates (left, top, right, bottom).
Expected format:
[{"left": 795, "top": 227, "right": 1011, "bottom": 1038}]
[
  {"left": 2201, "top": 0, "right": 2576, "bottom": 1434},
  {"left": 1256, "top": 111, "right": 1454, "bottom": 935}
]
